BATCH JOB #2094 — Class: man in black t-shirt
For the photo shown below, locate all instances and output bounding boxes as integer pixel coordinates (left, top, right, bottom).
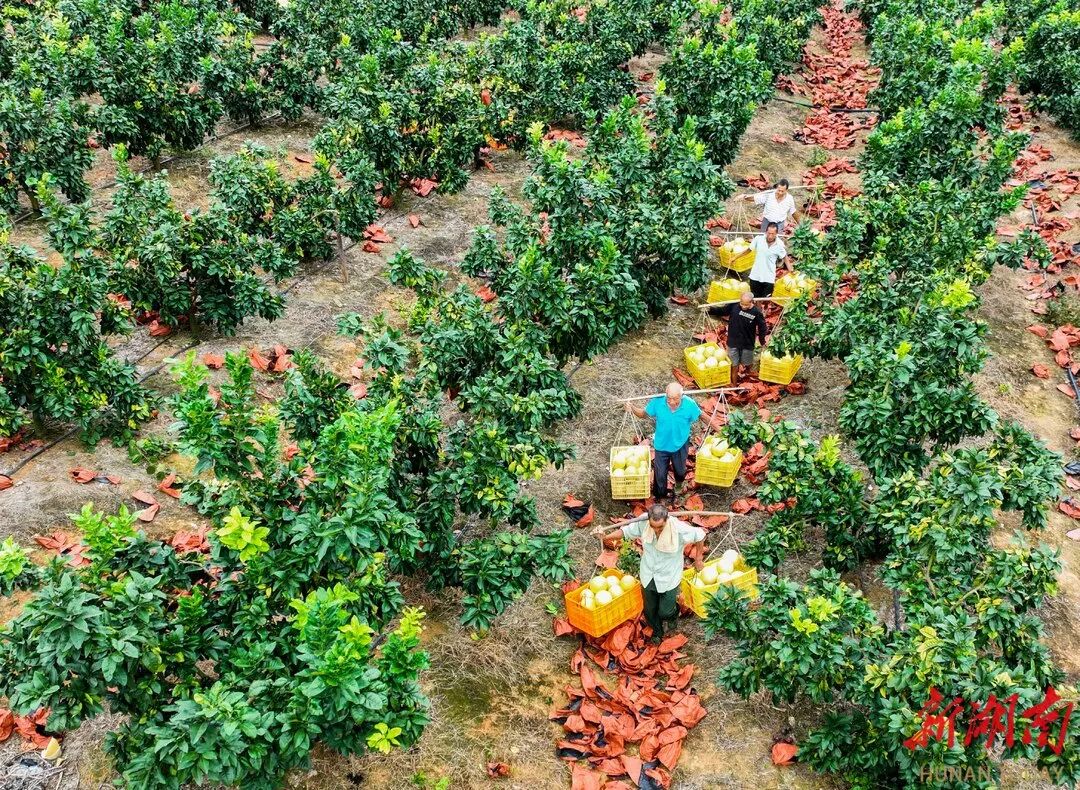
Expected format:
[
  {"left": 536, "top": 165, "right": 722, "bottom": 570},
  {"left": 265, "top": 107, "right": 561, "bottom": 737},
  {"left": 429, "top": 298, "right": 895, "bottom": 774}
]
[{"left": 710, "top": 291, "right": 767, "bottom": 384}]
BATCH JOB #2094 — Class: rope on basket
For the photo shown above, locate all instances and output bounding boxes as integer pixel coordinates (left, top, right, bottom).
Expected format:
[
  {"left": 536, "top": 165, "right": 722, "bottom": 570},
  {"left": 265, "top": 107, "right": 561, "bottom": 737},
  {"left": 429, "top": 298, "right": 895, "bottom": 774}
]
[{"left": 615, "top": 407, "right": 645, "bottom": 448}]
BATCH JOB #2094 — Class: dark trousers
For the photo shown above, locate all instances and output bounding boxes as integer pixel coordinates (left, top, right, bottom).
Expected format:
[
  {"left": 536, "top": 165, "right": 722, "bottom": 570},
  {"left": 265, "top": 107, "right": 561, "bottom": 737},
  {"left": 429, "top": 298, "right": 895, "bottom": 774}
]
[
  {"left": 643, "top": 580, "right": 678, "bottom": 639},
  {"left": 750, "top": 278, "right": 774, "bottom": 298},
  {"left": 652, "top": 442, "right": 689, "bottom": 500}
]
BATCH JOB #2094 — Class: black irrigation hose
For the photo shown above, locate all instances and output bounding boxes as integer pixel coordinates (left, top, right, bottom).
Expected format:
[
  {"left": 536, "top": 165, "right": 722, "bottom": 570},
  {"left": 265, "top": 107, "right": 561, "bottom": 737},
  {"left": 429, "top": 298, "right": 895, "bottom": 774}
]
[{"left": 772, "top": 95, "right": 879, "bottom": 114}]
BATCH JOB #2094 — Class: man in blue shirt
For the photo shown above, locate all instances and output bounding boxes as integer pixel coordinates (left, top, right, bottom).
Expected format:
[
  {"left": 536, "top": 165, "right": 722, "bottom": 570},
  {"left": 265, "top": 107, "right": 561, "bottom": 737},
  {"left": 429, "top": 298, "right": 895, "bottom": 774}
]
[{"left": 625, "top": 382, "right": 704, "bottom": 502}]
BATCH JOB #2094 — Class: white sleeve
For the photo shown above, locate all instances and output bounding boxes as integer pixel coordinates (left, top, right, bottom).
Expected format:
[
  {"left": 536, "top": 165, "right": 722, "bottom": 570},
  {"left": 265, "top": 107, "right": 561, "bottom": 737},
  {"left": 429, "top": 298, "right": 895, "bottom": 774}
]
[
  {"left": 622, "top": 521, "right": 645, "bottom": 539},
  {"left": 676, "top": 520, "right": 707, "bottom": 544},
  {"left": 753, "top": 192, "right": 768, "bottom": 206},
  {"left": 785, "top": 195, "right": 796, "bottom": 218}
]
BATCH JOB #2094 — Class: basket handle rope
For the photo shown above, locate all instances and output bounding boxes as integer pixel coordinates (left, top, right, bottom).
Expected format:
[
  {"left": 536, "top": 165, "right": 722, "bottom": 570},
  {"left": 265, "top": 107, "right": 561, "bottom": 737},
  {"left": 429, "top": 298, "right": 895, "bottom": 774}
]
[
  {"left": 698, "top": 388, "right": 729, "bottom": 445},
  {"left": 616, "top": 408, "right": 645, "bottom": 447}
]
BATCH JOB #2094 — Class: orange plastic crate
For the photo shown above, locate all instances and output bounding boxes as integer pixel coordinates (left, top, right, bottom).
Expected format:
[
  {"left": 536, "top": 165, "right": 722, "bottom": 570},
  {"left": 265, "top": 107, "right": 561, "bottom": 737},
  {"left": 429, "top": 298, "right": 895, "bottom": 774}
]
[
  {"left": 718, "top": 241, "right": 754, "bottom": 272},
  {"left": 683, "top": 343, "right": 731, "bottom": 389},
  {"left": 565, "top": 570, "right": 644, "bottom": 637},
  {"left": 610, "top": 446, "right": 651, "bottom": 500},
  {"left": 695, "top": 446, "right": 742, "bottom": 488},
  {"left": 707, "top": 278, "right": 750, "bottom": 304},
  {"left": 758, "top": 352, "right": 803, "bottom": 385},
  {"left": 680, "top": 557, "right": 759, "bottom": 618}
]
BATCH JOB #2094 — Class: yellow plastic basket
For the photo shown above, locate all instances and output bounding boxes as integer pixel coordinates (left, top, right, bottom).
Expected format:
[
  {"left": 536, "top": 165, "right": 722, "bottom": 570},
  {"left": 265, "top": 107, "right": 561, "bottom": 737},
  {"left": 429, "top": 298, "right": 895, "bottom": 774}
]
[
  {"left": 758, "top": 352, "right": 803, "bottom": 385},
  {"left": 610, "top": 445, "right": 651, "bottom": 500},
  {"left": 683, "top": 343, "right": 731, "bottom": 389},
  {"left": 772, "top": 273, "right": 817, "bottom": 303},
  {"left": 719, "top": 241, "right": 754, "bottom": 272},
  {"left": 680, "top": 557, "right": 759, "bottom": 618},
  {"left": 566, "top": 569, "right": 644, "bottom": 637},
  {"left": 707, "top": 278, "right": 750, "bottom": 304},
  {"left": 695, "top": 447, "right": 742, "bottom": 488}
]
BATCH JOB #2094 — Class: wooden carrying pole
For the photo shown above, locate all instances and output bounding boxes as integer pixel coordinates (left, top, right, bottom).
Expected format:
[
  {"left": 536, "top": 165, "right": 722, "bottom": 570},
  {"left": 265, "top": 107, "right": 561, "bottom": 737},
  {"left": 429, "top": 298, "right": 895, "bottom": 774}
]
[
  {"left": 611, "top": 510, "right": 738, "bottom": 524},
  {"left": 699, "top": 298, "right": 773, "bottom": 309},
  {"left": 616, "top": 387, "right": 744, "bottom": 403}
]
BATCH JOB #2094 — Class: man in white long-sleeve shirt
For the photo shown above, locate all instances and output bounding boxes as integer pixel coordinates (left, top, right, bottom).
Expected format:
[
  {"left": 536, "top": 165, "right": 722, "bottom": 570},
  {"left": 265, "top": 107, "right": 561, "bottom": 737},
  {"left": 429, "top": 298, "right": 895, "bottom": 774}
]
[
  {"left": 748, "top": 223, "right": 789, "bottom": 298},
  {"left": 744, "top": 179, "right": 797, "bottom": 233}
]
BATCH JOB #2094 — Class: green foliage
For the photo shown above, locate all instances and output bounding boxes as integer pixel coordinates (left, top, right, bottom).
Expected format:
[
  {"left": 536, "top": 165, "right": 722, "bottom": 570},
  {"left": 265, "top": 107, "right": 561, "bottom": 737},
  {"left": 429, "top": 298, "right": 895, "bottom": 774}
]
[
  {"left": 458, "top": 531, "right": 573, "bottom": 631},
  {"left": 0, "top": 203, "right": 154, "bottom": 443},
  {"left": 742, "top": 424, "right": 874, "bottom": 572},
  {"left": 280, "top": 349, "right": 352, "bottom": 443},
  {"left": 89, "top": 0, "right": 259, "bottom": 162},
  {"left": 70, "top": 502, "right": 138, "bottom": 565},
  {"left": 1021, "top": 6, "right": 1080, "bottom": 136},
  {"left": 719, "top": 3, "right": 1080, "bottom": 787},
  {"left": 103, "top": 147, "right": 295, "bottom": 332},
  {"left": 659, "top": 32, "right": 772, "bottom": 169},
  {"left": 0, "top": 537, "right": 38, "bottom": 596},
  {"left": 731, "top": 0, "right": 823, "bottom": 76},
  {"left": 210, "top": 144, "right": 377, "bottom": 261},
  {"left": 706, "top": 569, "right": 885, "bottom": 704}
]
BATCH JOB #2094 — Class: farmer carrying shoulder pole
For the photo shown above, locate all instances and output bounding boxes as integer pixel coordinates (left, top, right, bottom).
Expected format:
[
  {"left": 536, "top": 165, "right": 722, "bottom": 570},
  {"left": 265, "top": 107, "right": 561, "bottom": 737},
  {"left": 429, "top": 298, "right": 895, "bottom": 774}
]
[
  {"left": 624, "top": 382, "right": 704, "bottom": 502},
  {"left": 595, "top": 503, "right": 705, "bottom": 643},
  {"left": 709, "top": 291, "right": 767, "bottom": 384},
  {"left": 747, "top": 222, "right": 789, "bottom": 298},
  {"left": 743, "top": 178, "right": 797, "bottom": 234}
]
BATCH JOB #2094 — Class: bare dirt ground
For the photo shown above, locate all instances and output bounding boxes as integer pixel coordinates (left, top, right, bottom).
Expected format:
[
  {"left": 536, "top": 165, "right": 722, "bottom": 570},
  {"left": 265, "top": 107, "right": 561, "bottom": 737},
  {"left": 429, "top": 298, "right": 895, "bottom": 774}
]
[{"left": 2, "top": 23, "right": 1078, "bottom": 790}]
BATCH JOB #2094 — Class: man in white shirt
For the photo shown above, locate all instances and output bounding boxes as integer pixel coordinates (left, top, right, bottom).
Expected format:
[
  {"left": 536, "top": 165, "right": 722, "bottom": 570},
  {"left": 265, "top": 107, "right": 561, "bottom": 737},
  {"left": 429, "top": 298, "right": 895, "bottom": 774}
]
[
  {"left": 597, "top": 503, "right": 705, "bottom": 643},
  {"left": 744, "top": 178, "right": 797, "bottom": 233},
  {"left": 748, "top": 223, "right": 788, "bottom": 298}
]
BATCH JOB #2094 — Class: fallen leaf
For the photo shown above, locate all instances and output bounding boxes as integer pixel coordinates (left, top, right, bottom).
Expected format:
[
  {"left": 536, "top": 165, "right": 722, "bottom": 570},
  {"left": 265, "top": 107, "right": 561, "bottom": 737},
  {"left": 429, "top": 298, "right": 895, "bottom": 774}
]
[
  {"left": 131, "top": 490, "right": 158, "bottom": 506},
  {"left": 408, "top": 214, "right": 421, "bottom": 228},
  {"left": 486, "top": 761, "right": 509, "bottom": 778},
  {"left": 772, "top": 741, "right": 798, "bottom": 765},
  {"left": 475, "top": 285, "right": 497, "bottom": 302},
  {"left": 136, "top": 503, "right": 161, "bottom": 523},
  {"left": 0, "top": 475, "right": 12, "bottom": 491},
  {"left": 1057, "top": 383, "right": 1076, "bottom": 398},
  {"left": 563, "top": 493, "right": 585, "bottom": 508},
  {"left": 1066, "top": 528, "right": 1080, "bottom": 541},
  {"left": 670, "top": 294, "right": 689, "bottom": 305},
  {"left": 596, "top": 549, "right": 619, "bottom": 568},
  {"left": 0, "top": 709, "right": 13, "bottom": 741},
  {"left": 553, "top": 618, "right": 577, "bottom": 637},
  {"left": 682, "top": 494, "right": 704, "bottom": 511},
  {"left": 202, "top": 352, "right": 225, "bottom": 369},
  {"left": 1060, "top": 499, "right": 1080, "bottom": 519},
  {"left": 294, "top": 153, "right": 313, "bottom": 164},
  {"left": 771, "top": 134, "right": 788, "bottom": 144},
  {"left": 69, "top": 467, "right": 96, "bottom": 484},
  {"left": 1032, "top": 363, "right": 1051, "bottom": 379},
  {"left": 157, "top": 473, "right": 182, "bottom": 499},
  {"left": 575, "top": 505, "right": 595, "bottom": 528},
  {"left": 249, "top": 348, "right": 271, "bottom": 372}
]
